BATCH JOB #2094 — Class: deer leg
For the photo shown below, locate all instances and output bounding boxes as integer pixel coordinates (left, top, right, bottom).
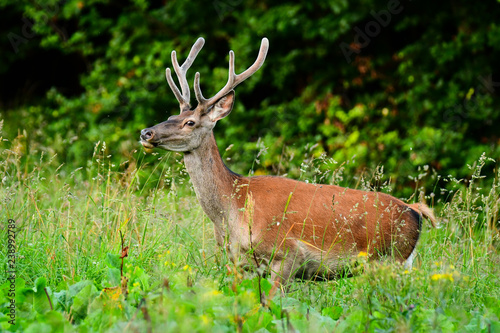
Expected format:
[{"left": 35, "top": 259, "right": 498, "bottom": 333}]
[
  {"left": 404, "top": 247, "right": 417, "bottom": 270},
  {"left": 269, "top": 260, "right": 292, "bottom": 294},
  {"left": 269, "top": 249, "right": 304, "bottom": 293}
]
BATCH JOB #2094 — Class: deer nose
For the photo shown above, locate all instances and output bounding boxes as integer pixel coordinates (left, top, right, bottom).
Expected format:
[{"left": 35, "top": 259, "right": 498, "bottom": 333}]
[{"left": 141, "top": 128, "right": 155, "bottom": 141}]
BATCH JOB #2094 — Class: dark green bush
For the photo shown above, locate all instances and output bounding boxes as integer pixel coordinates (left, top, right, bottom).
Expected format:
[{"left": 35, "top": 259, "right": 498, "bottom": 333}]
[{"left": 1, "top": 0, "right": 499, "bottom": 199}]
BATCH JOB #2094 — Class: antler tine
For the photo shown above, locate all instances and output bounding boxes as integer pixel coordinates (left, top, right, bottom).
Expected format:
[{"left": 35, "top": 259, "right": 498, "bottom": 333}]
[
  {"left": 166, "top": 68, "right": 184, "bottom": 109},
  {"left": 166, "top": 37, "right": 205, "bottom": 112},
  {"left": 193, "top": 50, "right": 235, "bottom": 105},
  {"left": 194, "top": 37, "right": 269, "bottom": 108}
]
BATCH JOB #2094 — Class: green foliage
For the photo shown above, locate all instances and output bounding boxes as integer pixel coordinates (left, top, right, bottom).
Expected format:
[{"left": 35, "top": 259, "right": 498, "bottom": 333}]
[
  {"left": 0, "top": 0, "right": 499, "bottom": 200},
  {"left": 0, "top": 143, "right": 499, "bottom": 331}
]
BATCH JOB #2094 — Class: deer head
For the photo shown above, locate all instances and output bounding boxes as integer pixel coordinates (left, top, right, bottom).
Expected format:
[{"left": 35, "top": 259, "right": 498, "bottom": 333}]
[{"left": 140, "top": 37, "right": 269, "bottom": 153}]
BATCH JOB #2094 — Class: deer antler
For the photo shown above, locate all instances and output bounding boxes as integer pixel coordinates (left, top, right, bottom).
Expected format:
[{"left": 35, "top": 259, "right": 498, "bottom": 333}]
[
  {"left": 194, "top": 38, "right": 269, "bottom": 109},
  {"left": 166, "top": 37, "right": 205, "bottom": 112}
]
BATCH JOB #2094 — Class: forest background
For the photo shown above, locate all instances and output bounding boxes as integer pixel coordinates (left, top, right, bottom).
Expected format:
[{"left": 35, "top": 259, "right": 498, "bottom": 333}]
[{"left": 1, "top": 0, "right": 499, "bottom": 198}]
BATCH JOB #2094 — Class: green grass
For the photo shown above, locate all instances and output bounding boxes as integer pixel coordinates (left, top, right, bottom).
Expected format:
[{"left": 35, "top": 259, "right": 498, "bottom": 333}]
[{"left": 0, "top": 142, "right": 499, "bottom": 332}]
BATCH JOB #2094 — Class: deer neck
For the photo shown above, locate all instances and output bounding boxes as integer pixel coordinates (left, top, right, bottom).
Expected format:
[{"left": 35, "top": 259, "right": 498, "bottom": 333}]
[{"left": 183, "top": 132, "right": 240, "bottom": 229}]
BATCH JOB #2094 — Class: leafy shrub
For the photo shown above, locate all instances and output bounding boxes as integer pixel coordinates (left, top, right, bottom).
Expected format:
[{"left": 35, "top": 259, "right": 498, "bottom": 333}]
[{"left": 1, "top": 0, "right": 499, "bottom": 201}]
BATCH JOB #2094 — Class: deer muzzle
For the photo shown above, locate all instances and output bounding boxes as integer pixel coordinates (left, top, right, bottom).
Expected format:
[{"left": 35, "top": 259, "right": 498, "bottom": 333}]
[{"left": 140, "top": 128, "right": 157, "bottom": 153}]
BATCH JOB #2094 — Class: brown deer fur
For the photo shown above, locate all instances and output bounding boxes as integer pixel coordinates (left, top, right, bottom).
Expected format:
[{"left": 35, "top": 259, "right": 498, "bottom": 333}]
[{"left": 140, "top": 38, "right": 436, "bottom": 287}]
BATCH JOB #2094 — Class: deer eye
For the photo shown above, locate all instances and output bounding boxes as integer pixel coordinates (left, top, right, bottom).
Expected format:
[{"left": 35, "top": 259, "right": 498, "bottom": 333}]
[{"left": 185, "top": 120, "right": 195, "bottom": 127}]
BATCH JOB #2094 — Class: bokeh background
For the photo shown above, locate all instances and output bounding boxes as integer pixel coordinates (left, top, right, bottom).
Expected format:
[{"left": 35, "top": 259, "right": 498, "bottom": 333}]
[{"left": 1, "top": 0, "right": 499, "bottom": 198}]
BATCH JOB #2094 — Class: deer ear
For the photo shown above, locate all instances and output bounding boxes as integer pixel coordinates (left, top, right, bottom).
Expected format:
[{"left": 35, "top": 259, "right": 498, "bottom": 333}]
[{"left": 208, "top": 90, "right": 235, "bottom": 122}]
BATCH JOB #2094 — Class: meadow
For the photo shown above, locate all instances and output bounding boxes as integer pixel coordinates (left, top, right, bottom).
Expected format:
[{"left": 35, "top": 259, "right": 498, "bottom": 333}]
[{"left": 0, "top": 136, "right": 499, "bottom": 332}]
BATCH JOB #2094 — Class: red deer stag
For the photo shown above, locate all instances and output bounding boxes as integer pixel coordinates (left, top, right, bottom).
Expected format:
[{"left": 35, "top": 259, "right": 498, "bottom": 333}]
[{"left": 140, "top": 37, "right": 435, "bottom": 287}]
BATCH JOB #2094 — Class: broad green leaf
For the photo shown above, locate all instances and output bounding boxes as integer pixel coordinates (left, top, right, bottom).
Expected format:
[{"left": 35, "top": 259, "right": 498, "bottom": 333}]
[
  {"left": 71, "top": 284, "right": 98, "bottom": 321},
  {"left": 322, "top": 305, "right": 343, "bottom": 320}
]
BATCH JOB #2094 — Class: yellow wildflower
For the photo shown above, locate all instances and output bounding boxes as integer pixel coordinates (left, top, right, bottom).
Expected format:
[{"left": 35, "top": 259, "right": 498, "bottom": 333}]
[
  {"left": 357, "top": 251, "right": 368, "bottom": 257},
  {"left": 103, "top": 286, "right": 121, "bottom": 300},
  {"left": 201, "top": 315, "right": 210, "bottom": 325},
  {"left": 208, "top": 289, "right": 221, "bottom": 296},
  {"left": 431, "top": 273, "right": 454, "bottom": 282}
]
